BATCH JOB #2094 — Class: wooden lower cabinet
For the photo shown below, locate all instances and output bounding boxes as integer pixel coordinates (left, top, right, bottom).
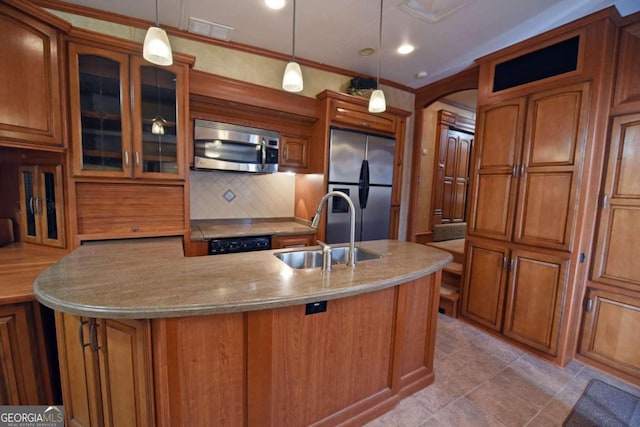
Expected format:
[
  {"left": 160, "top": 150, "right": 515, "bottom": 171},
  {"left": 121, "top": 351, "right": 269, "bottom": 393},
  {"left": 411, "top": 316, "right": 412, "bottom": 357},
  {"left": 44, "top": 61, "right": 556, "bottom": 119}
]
[
  {"left": 0, "top": 302, "right": 55, "bottom": 405},
  {"left": 271, "top": 233, "right": 316, "bottom": 249},
  {"left": 56, "top": 313, "right": 154, "bottom": 427},
  {"left": 56, "top": 274, "right": 439, "bottom": 426},
  {"left": 462, "top": 239, "right": 569, "bottom": 356},
  {"left": 579, "top": 289, "right": 640, "bottom": 380}
]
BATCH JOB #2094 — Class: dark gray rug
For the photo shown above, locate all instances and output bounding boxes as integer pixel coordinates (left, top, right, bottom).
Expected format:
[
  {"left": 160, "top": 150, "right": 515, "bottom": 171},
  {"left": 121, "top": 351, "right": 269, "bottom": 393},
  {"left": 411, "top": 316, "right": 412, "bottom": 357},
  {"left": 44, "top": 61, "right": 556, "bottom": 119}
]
[{"left": 564, "top": 379, "right": 640, "bottom": 427}]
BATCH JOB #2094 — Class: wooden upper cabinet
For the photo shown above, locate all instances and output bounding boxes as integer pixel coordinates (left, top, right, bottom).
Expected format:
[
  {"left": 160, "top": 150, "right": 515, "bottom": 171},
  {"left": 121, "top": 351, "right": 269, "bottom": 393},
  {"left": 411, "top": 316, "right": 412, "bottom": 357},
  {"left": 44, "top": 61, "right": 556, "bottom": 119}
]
[
  {"left": 468, "top": 99, "right": 525, "bottom": 241},
  {"left": 469, "top": 82, "right": 589, "bottom": 251},
  {"left": 69, "top": 43, "right": 187, "bottom": 180},
  {"left": 513, "top": 82, "right": 590, "bottom": 251},
  {"left": 0, "top": 3, "right": 64, "bottom": 148},
  {"left": 131, "top": 56, "right": 186, "bottom": 180},
  {"left": 613, "top": 22, "right": 640, "bottom": 114},
  {"left": 279, "top": 134, "right": 309, "bottom": 171},
  {"left": 329, "top": 99, "right": 397, "bottom": 134},
  {"left": 591, "top": 113, "right": 640, "bottom": 292}
]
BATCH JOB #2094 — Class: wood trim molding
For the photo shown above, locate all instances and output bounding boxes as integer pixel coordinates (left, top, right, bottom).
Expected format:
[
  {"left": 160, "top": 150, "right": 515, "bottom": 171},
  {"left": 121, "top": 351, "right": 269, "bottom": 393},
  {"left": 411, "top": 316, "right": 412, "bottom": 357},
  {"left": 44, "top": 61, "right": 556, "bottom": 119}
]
[
  {"left": 316, "top": 90, "right": 412, "bottom": 118},
  {"left": 414, "top": 66, "right": 480, "bottom": 109},
  {"left": 4, "top": 0, "right": 72, "bottom": 32},
  {"left": 190, "top": 70, "right": 318, "bottom": 120}
]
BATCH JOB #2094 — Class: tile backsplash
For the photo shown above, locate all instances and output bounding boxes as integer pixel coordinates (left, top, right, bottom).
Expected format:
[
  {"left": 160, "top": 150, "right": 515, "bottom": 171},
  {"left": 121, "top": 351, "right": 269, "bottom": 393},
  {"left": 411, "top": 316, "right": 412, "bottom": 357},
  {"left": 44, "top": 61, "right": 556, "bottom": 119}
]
[{"left": 190, "top": 170, "right": 295, "bottom": 219}]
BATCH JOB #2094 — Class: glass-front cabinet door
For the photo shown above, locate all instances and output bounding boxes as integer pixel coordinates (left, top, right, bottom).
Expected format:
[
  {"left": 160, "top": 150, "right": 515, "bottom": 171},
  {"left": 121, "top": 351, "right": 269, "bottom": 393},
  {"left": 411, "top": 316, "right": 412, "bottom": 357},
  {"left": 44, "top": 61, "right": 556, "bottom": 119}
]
[
  {"left": 18, "top": 165, "right": 66, "bottom": 248},
  {"left": 69, "top": 43, "right": 132, "bottom": 178},
  {"left": 131, "top": 57, "right": 185, "bottom": 179}
]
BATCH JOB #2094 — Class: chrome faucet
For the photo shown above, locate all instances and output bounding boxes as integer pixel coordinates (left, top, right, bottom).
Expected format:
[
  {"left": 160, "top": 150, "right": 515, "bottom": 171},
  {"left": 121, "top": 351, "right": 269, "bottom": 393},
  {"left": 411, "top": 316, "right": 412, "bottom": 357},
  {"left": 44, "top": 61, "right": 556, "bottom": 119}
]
[{"left": 310, "top": 191, "right": 356, "bottom": 268}]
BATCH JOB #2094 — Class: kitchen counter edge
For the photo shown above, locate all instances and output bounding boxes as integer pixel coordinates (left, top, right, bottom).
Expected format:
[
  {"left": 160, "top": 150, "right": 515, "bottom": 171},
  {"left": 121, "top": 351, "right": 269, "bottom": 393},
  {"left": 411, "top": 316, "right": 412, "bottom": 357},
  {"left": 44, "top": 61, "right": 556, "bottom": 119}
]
[{"left": 34, "top": 237, "right": 452, "bottom": 319}]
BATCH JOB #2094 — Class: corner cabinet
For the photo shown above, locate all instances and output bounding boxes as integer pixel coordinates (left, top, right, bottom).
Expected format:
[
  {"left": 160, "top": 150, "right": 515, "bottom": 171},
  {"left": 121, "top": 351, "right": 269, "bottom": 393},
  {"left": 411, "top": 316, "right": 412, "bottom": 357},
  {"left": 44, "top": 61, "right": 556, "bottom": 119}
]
[
  {"left": 55, "top": 312, "right": 154, "bottom": 427},
  {"left": 68, "top": 43, "right": 187, "bottom": 180}
]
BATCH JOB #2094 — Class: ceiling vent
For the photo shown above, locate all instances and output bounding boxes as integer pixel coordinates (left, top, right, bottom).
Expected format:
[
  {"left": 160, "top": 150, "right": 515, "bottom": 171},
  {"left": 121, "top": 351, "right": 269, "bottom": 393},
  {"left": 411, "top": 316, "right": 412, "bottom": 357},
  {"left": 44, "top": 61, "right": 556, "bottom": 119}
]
[
  {"left": 188, "top": 17, "right": 234, "bottom": 41},
  {"left": 399, "top": 0, "right": 473, "bottom": 23}
]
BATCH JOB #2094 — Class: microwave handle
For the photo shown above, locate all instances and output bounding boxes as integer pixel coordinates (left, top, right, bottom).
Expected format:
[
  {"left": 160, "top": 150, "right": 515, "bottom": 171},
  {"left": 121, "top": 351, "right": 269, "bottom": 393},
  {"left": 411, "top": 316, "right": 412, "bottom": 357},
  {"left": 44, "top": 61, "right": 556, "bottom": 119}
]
[{"left": 261, "top": 138, "right": 267, "bottom": 170}]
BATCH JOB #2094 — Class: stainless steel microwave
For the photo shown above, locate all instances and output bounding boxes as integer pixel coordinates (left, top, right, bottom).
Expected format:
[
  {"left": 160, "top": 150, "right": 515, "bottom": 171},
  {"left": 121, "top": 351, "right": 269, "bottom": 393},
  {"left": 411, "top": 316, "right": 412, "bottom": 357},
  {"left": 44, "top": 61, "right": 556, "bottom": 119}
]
[{"left": 193, "top": 120, "right": 279, "bottom": 173}]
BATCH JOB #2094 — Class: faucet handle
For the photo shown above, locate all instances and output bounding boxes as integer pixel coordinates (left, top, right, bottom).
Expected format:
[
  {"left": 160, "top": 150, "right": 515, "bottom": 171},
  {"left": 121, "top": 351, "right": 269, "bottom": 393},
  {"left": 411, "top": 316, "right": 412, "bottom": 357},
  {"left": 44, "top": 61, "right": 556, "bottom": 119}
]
[{"left": 317, "top": 241, "right": 332, "bottom": 272}]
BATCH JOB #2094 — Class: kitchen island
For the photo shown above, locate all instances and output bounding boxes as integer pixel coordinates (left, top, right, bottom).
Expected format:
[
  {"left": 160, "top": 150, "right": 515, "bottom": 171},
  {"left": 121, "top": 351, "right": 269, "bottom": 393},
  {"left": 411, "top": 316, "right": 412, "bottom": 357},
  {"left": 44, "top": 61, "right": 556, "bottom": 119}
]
[{"left": 35, "top": 237, "right": 451, "bottom": 426}]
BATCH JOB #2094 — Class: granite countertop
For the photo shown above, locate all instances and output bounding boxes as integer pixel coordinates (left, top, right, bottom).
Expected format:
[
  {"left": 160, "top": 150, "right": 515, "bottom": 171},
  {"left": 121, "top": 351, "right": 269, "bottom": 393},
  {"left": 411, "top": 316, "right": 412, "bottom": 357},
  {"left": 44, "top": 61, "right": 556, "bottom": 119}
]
[
  {"left": 191, "top": 218, "right": 316, "bottom": 240},
  {"left": 34, "top": 237, "right": 452, "bottom": 319}
]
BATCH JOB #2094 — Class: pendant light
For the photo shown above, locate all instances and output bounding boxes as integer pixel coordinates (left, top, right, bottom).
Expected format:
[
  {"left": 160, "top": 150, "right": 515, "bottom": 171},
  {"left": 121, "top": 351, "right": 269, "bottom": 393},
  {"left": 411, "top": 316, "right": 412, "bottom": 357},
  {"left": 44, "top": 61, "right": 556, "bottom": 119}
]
[
  {"left": 143, "top": 0, "right": 173, "bottom": 66},
  {"left": 369, "top": 0, "right": 386, "bottom": 113},
  {"left": 282, "top": 0, "right": 303, "bottom": 92}
]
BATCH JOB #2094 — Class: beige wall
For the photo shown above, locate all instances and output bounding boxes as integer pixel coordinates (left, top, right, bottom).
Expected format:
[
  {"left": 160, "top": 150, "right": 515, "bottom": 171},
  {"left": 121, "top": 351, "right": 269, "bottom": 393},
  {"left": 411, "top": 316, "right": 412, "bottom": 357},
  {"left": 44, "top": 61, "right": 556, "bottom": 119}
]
[
  {"left": 49, "top": 10, "right": 415, "bottom": 234},
  {"left": 413, "top": 101, "right": 475, "bottom": 236}
]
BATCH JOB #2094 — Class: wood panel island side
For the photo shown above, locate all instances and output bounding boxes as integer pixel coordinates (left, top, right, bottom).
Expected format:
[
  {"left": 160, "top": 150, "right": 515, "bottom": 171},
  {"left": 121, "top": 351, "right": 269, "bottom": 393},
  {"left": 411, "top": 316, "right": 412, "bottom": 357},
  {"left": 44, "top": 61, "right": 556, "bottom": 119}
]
[{"left": 34, "top": 237, "right": 451, "bottom": 427}]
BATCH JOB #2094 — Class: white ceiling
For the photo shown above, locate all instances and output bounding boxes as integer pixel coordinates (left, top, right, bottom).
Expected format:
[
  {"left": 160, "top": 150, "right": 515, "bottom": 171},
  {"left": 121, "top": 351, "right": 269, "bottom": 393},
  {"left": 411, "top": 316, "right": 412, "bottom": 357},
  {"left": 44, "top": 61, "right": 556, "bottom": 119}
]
[{"left": 55, "top": 0, "right": 639, "bottom": 89}]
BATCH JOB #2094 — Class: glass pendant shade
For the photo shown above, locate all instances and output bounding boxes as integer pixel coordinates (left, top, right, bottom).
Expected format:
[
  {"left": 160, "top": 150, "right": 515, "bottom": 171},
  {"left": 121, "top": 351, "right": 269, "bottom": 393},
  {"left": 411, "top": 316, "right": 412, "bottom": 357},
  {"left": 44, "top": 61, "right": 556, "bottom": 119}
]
[
  {"left": 283, "top": 61, "right": 303, "bottom": 92},
  {"left": 151, "top": 116, "right": 167, "bottom": 135},
  {"left": 143, "top": 26, "right": 173, "bottom": 66},
  {"left": 368, "top": 89, "right": 386, "bottom": 113}
]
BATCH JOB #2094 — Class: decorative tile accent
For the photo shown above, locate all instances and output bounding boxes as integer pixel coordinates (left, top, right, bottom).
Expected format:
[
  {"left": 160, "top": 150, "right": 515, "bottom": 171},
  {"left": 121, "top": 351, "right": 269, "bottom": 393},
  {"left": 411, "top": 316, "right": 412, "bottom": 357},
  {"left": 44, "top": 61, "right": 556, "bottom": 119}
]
[{"left": 190, "top": 170, "right": 295, "bottom": 219}]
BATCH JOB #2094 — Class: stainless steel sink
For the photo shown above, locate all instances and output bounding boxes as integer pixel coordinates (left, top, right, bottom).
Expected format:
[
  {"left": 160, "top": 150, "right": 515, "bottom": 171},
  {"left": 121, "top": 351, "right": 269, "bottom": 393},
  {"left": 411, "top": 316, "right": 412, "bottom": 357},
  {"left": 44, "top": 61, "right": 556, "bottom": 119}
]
[{"left": 274, "top": 246, "right": 381, "bottom": 269}]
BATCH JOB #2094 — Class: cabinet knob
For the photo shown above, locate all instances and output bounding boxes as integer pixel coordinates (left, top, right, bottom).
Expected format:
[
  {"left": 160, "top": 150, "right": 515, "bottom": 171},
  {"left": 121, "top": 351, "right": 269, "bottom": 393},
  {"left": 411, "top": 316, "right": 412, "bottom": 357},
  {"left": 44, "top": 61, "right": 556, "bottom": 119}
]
[{"left": 132, "top": 226, "right": 139, "bottom": 232}]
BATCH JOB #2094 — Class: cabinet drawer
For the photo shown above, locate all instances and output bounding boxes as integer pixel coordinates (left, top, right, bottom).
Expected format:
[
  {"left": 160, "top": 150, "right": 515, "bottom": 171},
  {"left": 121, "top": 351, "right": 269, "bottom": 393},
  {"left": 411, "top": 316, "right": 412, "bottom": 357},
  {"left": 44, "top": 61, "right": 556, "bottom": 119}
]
[
  {"left": 76, "top": 183, "right": 184, "bottom": 237},
  {"left": 330, "top": 99, "right": 396, "bottom": 134}
]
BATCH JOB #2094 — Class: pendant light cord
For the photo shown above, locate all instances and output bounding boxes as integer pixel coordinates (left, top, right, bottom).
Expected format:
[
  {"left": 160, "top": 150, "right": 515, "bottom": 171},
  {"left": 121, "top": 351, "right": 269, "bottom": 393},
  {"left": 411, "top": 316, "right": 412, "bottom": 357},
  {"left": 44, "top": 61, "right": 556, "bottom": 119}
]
[
  {"left": 377, "top": 0, "right": 383, "bottom": 87},
  {"left": 155, "top": 0, "right": 160, "bottom": 27},
  {"left": 291, "top": 0, "right": 297, "bottom": 61}
]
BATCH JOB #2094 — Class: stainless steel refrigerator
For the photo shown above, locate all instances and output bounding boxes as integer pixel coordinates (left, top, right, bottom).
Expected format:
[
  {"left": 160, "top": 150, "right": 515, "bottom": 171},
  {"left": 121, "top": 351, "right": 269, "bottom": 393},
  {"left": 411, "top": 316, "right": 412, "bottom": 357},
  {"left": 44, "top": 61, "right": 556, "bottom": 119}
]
[{"left": 326, "top": 127, "right": 395, "bottom": 244}]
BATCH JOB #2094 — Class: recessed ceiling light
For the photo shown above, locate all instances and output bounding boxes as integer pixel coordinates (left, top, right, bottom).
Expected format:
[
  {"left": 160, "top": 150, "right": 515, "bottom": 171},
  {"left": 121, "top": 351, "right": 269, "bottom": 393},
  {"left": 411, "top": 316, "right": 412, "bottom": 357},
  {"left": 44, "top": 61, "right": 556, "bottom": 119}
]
[
  {"left": 416, "top": 71, "right": 429, "bottom": 79},
  {"left": 397, "top": 44, "right": 415, "bottom": 55},
  {"left": 265, "top": 0, "right": 286, "bottom": 10},
  {"left": 359, "top": 47, "right": 375, "bottom": 56}
]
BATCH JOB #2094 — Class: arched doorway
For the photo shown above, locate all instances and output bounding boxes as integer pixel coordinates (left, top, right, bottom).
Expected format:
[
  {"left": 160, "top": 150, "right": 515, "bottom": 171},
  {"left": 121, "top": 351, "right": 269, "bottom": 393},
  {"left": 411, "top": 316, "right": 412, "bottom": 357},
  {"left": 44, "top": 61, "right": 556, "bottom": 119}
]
[{"left": 407, "top": 66, "right": 479, "bottom": 243}]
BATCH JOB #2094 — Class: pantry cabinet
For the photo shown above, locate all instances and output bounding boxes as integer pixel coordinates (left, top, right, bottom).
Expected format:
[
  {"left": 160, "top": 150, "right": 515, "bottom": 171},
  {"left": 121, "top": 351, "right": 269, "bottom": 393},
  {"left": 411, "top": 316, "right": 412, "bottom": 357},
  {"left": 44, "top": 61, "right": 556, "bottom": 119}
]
[
  {"left": 68, "top": 43, "right": 187, "bottom": 180},
  {"left": 469, "top": 82, "right": 589, "bottom": 252},
  {"left": 18, "top": 165, "right": 65, "bottom": 248},
  {"left": 55, "top": 312, "right": 154, "bottom": 427},
  {"left": 462, "top": 239, "right": 569, "bottom": 356},
  {"left": 463, "top": 10, "right": 618, "bottom": 365}
]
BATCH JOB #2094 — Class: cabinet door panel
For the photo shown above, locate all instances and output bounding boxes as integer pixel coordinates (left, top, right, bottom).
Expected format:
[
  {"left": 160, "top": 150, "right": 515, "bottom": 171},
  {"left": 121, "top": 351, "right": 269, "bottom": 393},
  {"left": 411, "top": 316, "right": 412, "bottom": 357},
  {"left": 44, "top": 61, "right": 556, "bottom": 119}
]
[
  {"left": 18, "top": 167, "right": 40, "bottom": 245},
  {"left": 461, "top": 240, "right": 509, "bottom": 331},
  {"left": 75, "top": 182, "right": 184, "bottom": 238},
  {"left": 514, "top": 83, "right": 590, "bottom": 251},
  {"left": 98, "top": 319, "right": 154, "bottom": 427},
  {"left": 470, "top": 174, "right": 515, "bottom": 239},
  {"left": 592, "top": 114, "right": 640, "bottom": 290},
  {"left": 580, "top": 289, "right": 640, "bottom": 378},
  {"left": 0, "top": 304, "right": 42, "bottom": 405},
  {"left": 518, "top": 172, "right": 573, "bottom": 246},
  {"left": 468, "top": 100, "right": 525, "bottom": 240},
  {"left": 503, "top": 250, "right": 568, "bottom": 355},
  {"left": 69, "top": 43, "right": 131, "bottom": 178},
  {"left": 55, "top": 313, "right": 101, "bottom": 427},
  {"left": 0, "top": 4, "right": 62, "bottom": 147},
  {"left": 131, "top": 57, "right": 185, "bottom": 179}
]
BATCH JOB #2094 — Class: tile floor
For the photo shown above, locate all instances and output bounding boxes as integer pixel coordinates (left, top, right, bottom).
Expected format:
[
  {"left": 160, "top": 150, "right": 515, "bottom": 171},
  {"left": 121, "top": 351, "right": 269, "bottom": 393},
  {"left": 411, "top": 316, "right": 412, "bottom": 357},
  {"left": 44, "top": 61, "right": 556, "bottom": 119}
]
[{"left": 366, "top": 314, "right": 640, "bottom": 427}]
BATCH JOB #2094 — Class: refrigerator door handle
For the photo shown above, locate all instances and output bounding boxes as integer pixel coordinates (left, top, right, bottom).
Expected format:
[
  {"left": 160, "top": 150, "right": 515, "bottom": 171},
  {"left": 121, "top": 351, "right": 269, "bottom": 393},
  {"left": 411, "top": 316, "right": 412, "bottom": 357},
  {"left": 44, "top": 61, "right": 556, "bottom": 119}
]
[{"left": 359, "top": 159, "right": 370, "bottom": 209}]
